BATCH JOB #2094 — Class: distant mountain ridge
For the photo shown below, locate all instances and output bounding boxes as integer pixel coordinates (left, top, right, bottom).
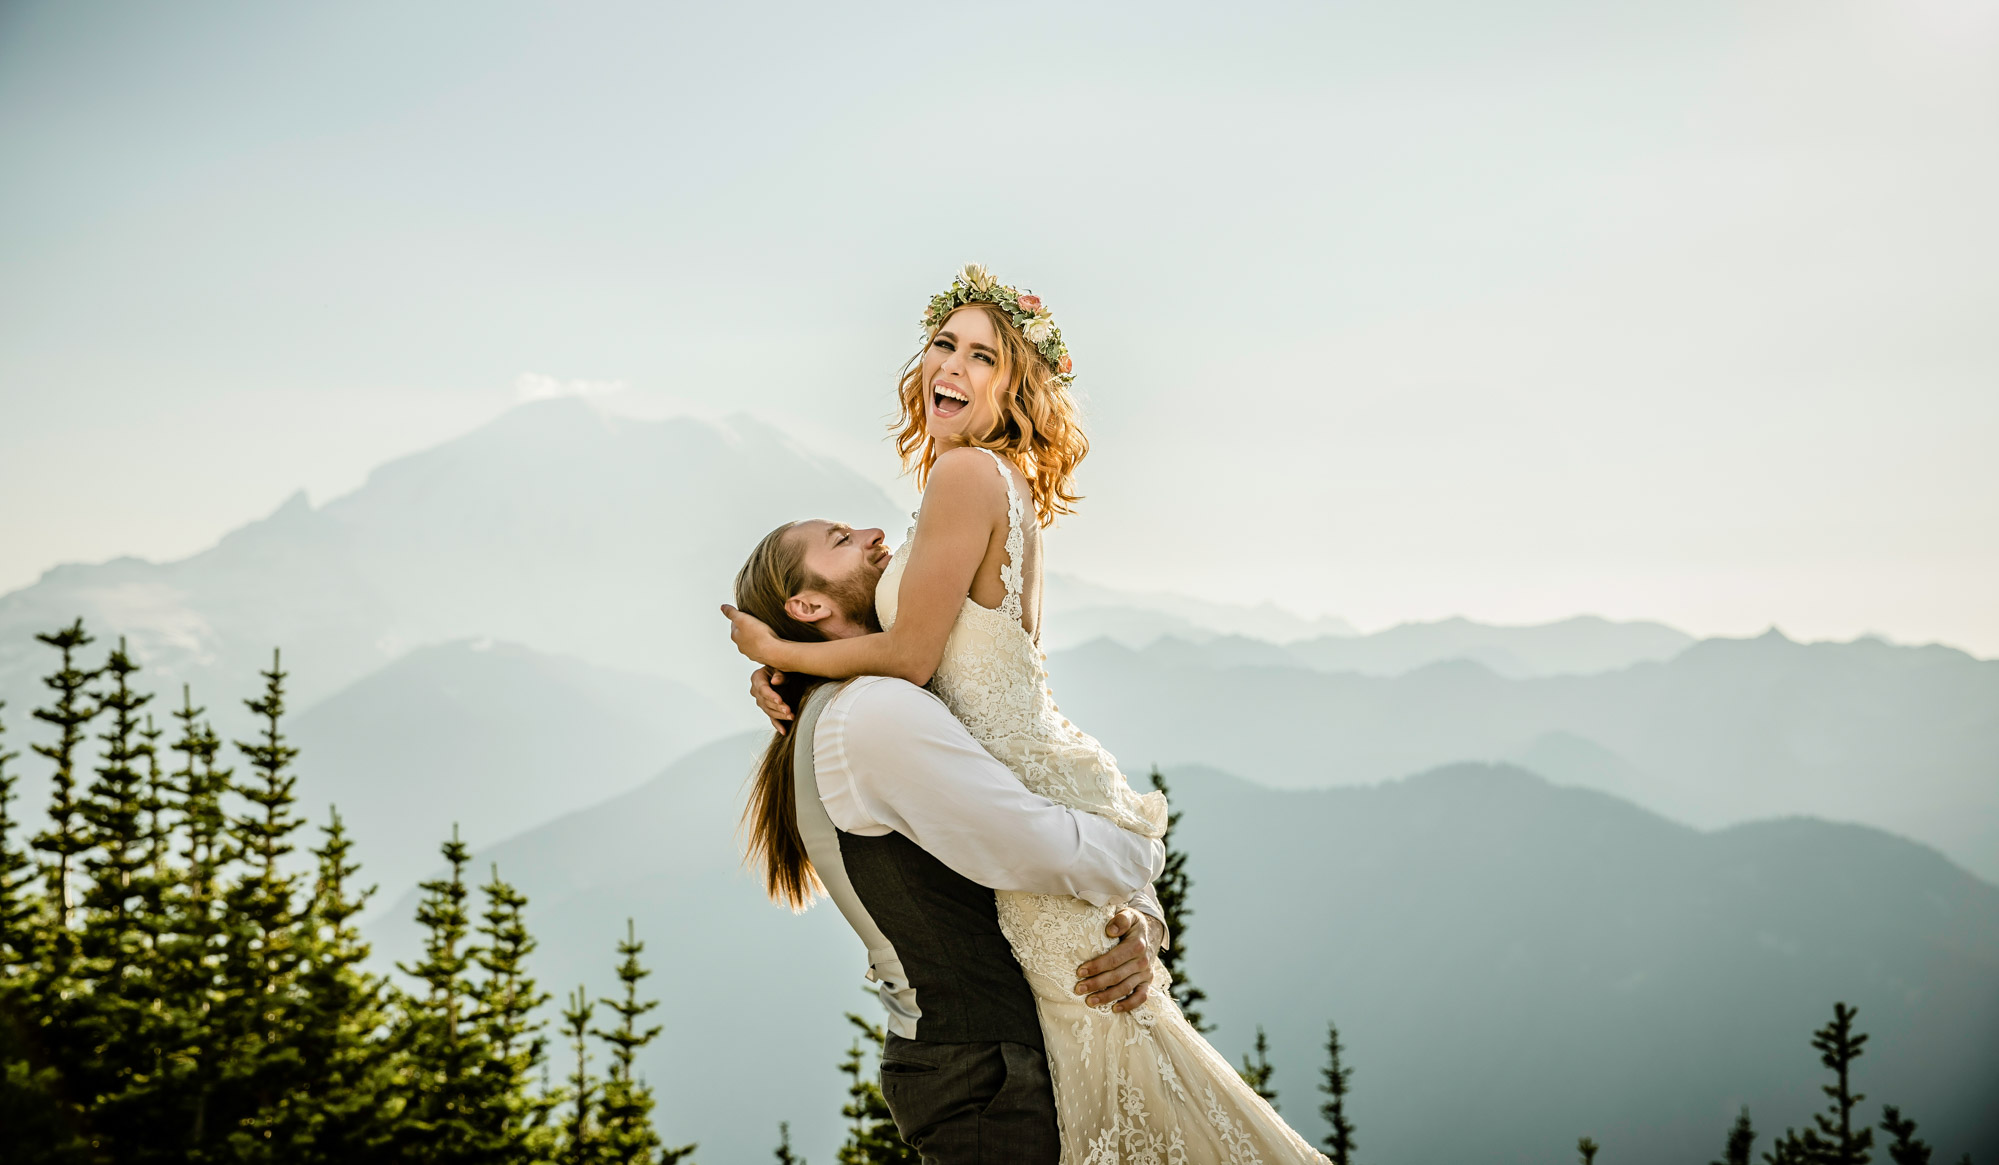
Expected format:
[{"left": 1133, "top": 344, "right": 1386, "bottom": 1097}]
[
  {"left": 1289, "top": 612, "right": 1695, "bottom": 677},
  {"left": 1045, "top": 628, "right": 1999, "bottom": 882},
  {"left": 1095, "top": 612, "right": 1696, "bottom": 679},
  {"left": 1165, "top": 761, "right": 1999, "bottom": 1165},
  {"left": 363, "top": 740, "right": 1999, "bottom": 1165},
  {"left": 1040, "top": 572, "right": 1358, "bottom": 648}
]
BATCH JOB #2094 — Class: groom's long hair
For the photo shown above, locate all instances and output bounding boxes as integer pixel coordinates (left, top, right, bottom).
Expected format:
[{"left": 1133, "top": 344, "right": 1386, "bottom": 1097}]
[{"left": 734, "top": 522, "right": 837, "bottom": 911}]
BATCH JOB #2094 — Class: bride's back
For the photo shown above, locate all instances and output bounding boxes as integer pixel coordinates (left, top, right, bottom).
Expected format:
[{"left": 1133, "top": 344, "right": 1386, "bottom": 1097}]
[{"left": 877, "top": 447, "right": 1042, "bottom": 644}]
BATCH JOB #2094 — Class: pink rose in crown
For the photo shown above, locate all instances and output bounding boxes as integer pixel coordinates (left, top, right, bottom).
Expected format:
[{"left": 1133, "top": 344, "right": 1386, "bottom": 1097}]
[
  {"left": 1016, "top": 294, "right": 1043, "bottom": 313},
  {"left": 1058, "top": 354, "right": 1073, "bottom": 375}
]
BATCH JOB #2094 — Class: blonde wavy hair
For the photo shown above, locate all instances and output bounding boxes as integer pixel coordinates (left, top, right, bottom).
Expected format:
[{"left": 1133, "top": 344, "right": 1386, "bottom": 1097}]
[{"left": 890, "top": 300, "right": 1089, "bottom": 526}]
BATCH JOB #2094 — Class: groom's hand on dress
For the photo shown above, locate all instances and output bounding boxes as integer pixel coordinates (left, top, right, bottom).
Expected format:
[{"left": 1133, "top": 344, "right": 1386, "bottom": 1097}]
[
  {"left": 1075, "top": 907, "right": 1161, "bottom": 1013},
  {"left": 749, "top": 666, "right": 795, "bottom": 733}
]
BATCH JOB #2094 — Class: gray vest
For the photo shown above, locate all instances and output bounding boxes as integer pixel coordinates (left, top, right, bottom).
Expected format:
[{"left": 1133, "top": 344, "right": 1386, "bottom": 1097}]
[{"left": 792, "top": 682, "right": 1043, "bottom": 1048}]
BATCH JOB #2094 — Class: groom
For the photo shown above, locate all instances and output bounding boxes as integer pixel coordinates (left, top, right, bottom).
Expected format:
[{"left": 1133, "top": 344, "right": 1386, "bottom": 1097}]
[{"left": 735, "top": 520, "right": 1168, "bottom": 1165}]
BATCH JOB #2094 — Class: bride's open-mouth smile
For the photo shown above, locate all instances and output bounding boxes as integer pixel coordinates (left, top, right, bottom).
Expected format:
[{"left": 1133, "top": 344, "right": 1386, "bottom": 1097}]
[{"left": 932, "top": 381, "right": 970, "bottom": 419}]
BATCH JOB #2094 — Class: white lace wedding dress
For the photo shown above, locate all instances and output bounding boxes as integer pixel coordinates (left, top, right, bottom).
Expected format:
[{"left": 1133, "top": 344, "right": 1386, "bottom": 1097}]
[{"left": 876, "top": 448, "right": 1327, "bottom": 1165}]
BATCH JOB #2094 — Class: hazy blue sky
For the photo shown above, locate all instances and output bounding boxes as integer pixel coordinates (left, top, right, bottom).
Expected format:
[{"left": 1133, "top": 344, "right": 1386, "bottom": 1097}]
[{"left": 3, "top": 0, "right": 1995, "bottom": 650}]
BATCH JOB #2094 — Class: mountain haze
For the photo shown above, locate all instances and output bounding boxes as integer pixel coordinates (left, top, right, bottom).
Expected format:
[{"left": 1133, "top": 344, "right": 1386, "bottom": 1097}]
[
  {"left": 1286, "top": 613, "right": 1695, "bottom": 678},
  {"left": 365, "top": 742, "right": 1999, "bottom": 1165},
  {"left": 1046, "top": 605, "right": 1694, "bottom": 678},
  {"left": 1040, "top": 572, "right": 1357, "bottom": 650},
  {"left": 4, "top": 400, "right": 1991, "bottom": 879},
  {"left": 0, "top": 398, "right": 1704, "bottom": 736},
  {"left": 1049, "top": 630, "right": 1999, "bottom": 882},
  {"left": 292, "top": 639, "right": 754, "bottom": 905},
  {"left": 0, "top": 401, "right": 905, "bottom": 719}
]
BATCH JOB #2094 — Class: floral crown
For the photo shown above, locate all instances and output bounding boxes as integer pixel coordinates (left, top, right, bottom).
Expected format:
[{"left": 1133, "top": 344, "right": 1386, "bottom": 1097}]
[{"left": 922, "top": 263, "right": 1074, "bottom": 384}]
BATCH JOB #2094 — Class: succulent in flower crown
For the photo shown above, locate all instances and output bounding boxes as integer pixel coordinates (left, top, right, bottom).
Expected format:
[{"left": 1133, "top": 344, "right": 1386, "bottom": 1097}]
[{"left": 922, "top": 263, "right": 1075, "bottom": 382}]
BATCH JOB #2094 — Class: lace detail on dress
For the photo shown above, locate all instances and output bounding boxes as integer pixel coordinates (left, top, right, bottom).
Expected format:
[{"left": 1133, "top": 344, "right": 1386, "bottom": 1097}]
[
  {"left": 976, "top": 446, "right": 1027, "bottom": 626},
  {"left": 872, "top": 451, "right": 1326, "bottom": 1164}
]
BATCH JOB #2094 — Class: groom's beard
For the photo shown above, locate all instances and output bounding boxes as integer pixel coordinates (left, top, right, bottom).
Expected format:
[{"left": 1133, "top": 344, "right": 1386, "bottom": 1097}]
[{"left": 817, "top": 566, "right": 883, "bottom": 634}]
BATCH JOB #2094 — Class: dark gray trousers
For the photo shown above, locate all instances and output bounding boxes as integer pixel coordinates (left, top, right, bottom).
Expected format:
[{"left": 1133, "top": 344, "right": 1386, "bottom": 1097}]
[{"left": 879, "top": 1034, "right": 1060, "bottom": 1165}]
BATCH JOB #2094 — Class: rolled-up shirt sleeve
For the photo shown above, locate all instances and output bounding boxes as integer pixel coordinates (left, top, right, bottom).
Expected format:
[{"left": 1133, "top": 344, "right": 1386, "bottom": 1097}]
[
  {"left": 817, "top": 677, "right": 1166, "bottom": 908},
  {"left": 1126, "top": 883, "right": 1170, "bottom": 949}
]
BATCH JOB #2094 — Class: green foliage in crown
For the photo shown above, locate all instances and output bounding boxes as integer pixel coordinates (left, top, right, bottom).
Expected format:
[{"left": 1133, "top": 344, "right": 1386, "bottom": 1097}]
[{"left": 922, "top": 262, "right": 1075, "bottom": 384}]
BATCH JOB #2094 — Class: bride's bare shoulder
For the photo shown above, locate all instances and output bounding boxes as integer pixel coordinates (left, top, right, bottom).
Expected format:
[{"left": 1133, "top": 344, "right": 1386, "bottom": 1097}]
[{"left": 924, "top": 446, "right": 1011, "bottom": 512}]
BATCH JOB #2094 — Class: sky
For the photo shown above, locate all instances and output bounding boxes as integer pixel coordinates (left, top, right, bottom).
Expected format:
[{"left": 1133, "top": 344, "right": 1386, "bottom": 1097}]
[{"left": 2, "top": 0, "right": 1995, "bottom": 652}]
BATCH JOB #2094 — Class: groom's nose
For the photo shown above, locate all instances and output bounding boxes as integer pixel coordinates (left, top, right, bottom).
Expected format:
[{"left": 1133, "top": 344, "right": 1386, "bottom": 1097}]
[{"left": 859, "top": 527, "right": 885, "bottom": 549}]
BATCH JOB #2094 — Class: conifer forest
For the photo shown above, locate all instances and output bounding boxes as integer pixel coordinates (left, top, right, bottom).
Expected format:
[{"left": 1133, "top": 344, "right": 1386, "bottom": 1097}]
[
  {"left": 0, "top": 622, "right": 1979, "bottom": 1163},
  {"left": 0, "top": 623, "right": 689, "bottom": 1163}
]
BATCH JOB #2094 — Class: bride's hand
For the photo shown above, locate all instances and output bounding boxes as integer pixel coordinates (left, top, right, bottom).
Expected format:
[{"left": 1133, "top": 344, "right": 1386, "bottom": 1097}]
[
  {"left": 749, "top": 665, "right": 795, "bottom": 734},
  {"left": 720, "top": 604, "right": 784, "bottom": 668}
]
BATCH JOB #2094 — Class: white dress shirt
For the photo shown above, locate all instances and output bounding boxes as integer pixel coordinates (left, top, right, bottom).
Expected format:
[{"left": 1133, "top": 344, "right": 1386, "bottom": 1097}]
[{"left": 812, "top": 675, "right": 1167, "bottom": 918}]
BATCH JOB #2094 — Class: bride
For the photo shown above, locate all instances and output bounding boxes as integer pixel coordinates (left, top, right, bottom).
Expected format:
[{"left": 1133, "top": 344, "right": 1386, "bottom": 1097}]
[{"left": 724, "top": 264, "right": 1326, "bottom": 1164}]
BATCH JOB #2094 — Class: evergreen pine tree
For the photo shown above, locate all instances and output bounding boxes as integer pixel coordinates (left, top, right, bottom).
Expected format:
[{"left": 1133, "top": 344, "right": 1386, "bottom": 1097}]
[
  {"left": 1798, "top": 1002, "right": 1874, "bottom": 1165},
  {"left": 773, "top": 1121, "right": 805, "bottom": 1165},
  {"left": 1317, "top": 1020, "right": 1356, "bottom": 1165},
  {"left": 593, "top": 918, "right": 692, "bottom": 1163},
  {"left": 163, "top": 684, "right": 235, "bottom": 1154},
  {"left": 124, "top": 709, "right": 181, "bottom": 1132},
  {"left": 472, "top": 864, "right": 556, "bottom": 1161},
  {"left": 72, "top": 638, "right": 174, "bottom": 1146},
  {"left": 30, "top": 619, "right": 99, "bottom": 934},
  {"left": 1878, "top": 1106, "right": 1931, "bottom": 1165},
  {"left": 1578, "top": 1136, "right": 1600, "bottom": 1164},
  {"left": 0, "top": 700, "right": 32, "bottom": 967},
  {"left": 0, "top": 696, "right": 83, "bottom": 1160},
  {"left": 272, "top": 807, "right": 397, "bottom": 1161},
  {"left": 76, "top": 638, "right": 154, "bottom": 968},
  {"left": 170, "top": 686, "right": 235, "bottom": 912},
  {"left": 561, "top": 985, "right": 606, "bottom": 1164},
  {"left": 837, "top": 1012, "right": 916, "bottom": 1165},
  {"left": 1238, "top": 1025, "right": 1278, "bottom": 1110},
  {"left": 216, "top": 648, "right": 315, "bottom": 1161},
  {"left": 1713, "top": 1106, "right": 1756, "bottom": 1165},
  {"left": 1147, "top": 766, "right": 1209, "bottom": 1032},
  {"left": 228, "top": 649, "right": 306, "bottom": 997},
  {"left": 139, "top": 714, "right": 170, "bottom": 880},
  {"left": 393, "top": 827, "right": 488, "bottom": 1162},
  {"left": 10, "top": 623, "right": 104, "bottom": 1161},
  {"left": 1764, "top": 1130, "right": 1812, "bottom": 1165},
  {"left": 131, "top": 714, "right": 175, "bottom": 968}
]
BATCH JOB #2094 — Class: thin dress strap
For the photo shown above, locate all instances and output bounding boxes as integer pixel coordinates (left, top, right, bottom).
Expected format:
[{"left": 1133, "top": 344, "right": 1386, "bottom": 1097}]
[{"left": 975, "top": 447, "right": 1026, "bottom": 624}]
